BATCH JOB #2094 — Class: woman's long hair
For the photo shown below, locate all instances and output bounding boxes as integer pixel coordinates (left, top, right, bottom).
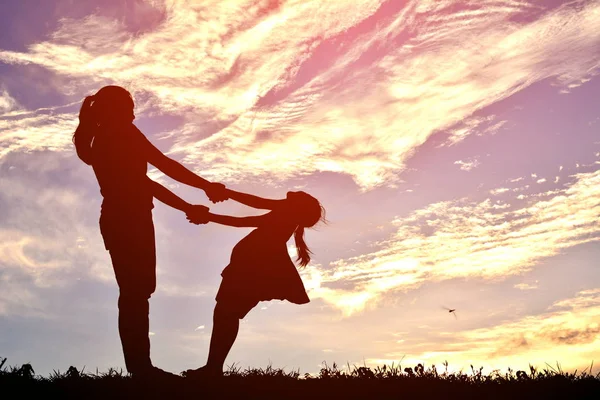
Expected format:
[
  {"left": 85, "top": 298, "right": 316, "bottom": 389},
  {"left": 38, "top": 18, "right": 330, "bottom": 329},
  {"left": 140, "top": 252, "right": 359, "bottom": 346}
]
[
  {"left": 72, "top": 85, "right": 134, "bottom": 165},
  {"left": 292, "top": 193, "right": 326, "bottom": 267}
]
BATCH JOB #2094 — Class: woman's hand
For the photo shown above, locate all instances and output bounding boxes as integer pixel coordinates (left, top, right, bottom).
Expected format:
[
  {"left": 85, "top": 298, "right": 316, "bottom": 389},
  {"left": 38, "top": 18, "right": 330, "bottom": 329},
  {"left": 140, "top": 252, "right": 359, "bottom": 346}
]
[
  {"left": 186, "top": 204, "right": 210, "bottom": 224},
  {"left": 78, "top": 95, "right": 96, "bottom": 124},
  {"left": 205, "top": 182, "right": 229, "bottom": 203}
]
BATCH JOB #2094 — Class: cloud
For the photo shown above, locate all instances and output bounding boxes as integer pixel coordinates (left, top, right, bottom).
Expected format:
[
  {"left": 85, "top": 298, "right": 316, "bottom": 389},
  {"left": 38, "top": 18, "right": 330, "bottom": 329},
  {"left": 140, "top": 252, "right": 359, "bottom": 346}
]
[
  {"left": 464, "top": 289, "right": 600, "bottom": 357},
  {"left": 303, "top": 169, "right": 600, "bottom": 315},
  {"left": 158, "top": 282, "right": 208, "bottom": 298},
  {"left": 0, "top": 271, "right": 47, "bottom": 318},
  {"left": 0, "top": 157, "right": 108, "bottom": 290},
  {"left": 454, "top": 157, "right": 480, "bottom": 171},
  {"left": 513, "top": 282, "right": 538, "bottom": 290},
  {"left": 178, "top": 0, "right": 600, "bottom": 188},
  {"left": 443, "top": 116, "right": 506, "bottom": 147},
  {"left": 0, "top": 150, "right": 125, "bottom": 318},
  {"left": 490, "top": 187, "right": 510, "bottom": 195},
  {"left": 1, "top": 1, "right": 599, "bottom": 189},
  {"left": 0, "top": 111, "right": 78, "bottom": 159},
  {"left": 368, "top": 289, "right": 600, "bottom": 373},
  {"left": 0, "top": 89, "right": 21, "bottom": 113},
  {"left": 551, "top": 289, "right": 600, "bottom": 311}
]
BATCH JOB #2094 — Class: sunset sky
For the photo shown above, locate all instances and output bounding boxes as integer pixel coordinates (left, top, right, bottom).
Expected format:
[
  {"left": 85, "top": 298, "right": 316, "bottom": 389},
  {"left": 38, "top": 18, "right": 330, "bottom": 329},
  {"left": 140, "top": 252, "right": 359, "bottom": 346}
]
[{"left": 1, "top": 0, "right": 599, "bottom": 377}]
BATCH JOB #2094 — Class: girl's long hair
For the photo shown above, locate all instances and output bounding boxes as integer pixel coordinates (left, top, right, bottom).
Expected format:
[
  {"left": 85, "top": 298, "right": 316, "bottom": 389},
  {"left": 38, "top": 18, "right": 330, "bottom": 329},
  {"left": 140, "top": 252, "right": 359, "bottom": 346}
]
[
  {"left": 72, "top": 96, "right": 98, "bottom": 165},
  {"left": 293, "top": 196, "right": 325, "bottom": 267},
  {"left": 294, "top": 226, "right": 311, "bottom": 267}
]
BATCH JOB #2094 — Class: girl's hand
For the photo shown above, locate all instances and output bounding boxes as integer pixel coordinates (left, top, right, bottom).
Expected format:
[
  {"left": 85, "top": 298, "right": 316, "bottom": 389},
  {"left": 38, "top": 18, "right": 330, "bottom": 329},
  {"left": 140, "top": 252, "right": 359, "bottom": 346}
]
[
  {"left": 186, "top": 204, "right": 210, "bottom": 224},
  {"left": 205, "top": 182, "right": 229, "bottom": 203}
]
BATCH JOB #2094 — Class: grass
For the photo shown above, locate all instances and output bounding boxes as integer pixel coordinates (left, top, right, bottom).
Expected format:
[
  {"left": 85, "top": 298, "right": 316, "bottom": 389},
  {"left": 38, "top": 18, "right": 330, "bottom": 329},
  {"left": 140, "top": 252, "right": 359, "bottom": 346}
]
[{"left": 1, "top": 357, "right": 599, "bottom": 399}]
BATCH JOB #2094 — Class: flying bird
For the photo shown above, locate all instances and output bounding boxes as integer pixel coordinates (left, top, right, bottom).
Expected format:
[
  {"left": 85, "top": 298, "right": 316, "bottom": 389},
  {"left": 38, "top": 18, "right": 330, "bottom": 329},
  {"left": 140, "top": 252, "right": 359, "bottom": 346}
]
[{"left": 442, "top": 306, "right": 458, "bottom": 319}]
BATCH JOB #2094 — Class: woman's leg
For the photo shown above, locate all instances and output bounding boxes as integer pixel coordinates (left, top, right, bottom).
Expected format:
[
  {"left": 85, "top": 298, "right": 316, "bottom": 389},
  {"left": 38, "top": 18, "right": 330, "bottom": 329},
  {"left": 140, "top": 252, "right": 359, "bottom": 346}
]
[
  {"left": 102, "top": 212, "right": 157, "bottom": 375},
  {"left": 109, "top": 246, "right": 156, "bottom": 375}
]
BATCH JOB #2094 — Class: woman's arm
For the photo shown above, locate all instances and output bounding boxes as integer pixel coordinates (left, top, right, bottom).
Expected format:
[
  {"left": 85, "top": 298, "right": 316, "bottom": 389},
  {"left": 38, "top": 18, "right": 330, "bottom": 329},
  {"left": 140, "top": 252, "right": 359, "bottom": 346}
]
[
  {"left": 149, "top": 178, "right": 207, "bottom": 215},
  {"left": 136, "top": 126, "right": 228, "bottom": 202},
  {"left": 225, "top": 189, "right": 285, "bottom": 210}
]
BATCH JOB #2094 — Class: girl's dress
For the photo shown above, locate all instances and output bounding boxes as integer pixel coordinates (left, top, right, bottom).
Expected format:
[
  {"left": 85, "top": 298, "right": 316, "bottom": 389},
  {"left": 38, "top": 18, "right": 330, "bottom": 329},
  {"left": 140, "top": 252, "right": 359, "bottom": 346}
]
[{"left": 216, "top": 208, "right": 310, "bottom": 314}]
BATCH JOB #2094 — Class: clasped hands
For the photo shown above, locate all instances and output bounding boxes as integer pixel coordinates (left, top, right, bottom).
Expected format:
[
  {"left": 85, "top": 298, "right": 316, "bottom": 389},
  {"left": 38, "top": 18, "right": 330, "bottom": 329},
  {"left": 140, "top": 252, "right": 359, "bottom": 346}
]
[{"left": 186, "top": 182, "right": 228, "bottom": 225}]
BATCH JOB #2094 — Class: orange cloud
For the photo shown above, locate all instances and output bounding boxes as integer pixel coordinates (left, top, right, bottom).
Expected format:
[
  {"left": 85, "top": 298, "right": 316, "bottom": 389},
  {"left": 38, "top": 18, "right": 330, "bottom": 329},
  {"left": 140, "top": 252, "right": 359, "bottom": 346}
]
[
  {"left": 1, "top": 1, "right": 599, "bottom": 188},
  {"left": 367, "top": 289, "right": 600, "bottom": 374}
]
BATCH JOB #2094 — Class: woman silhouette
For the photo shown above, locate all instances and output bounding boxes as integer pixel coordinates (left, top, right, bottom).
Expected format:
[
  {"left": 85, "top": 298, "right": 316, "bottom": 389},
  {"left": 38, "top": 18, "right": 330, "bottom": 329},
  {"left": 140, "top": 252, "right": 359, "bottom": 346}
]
[{"left": 73, "top": 85, "right": 225, "bottom": 378}]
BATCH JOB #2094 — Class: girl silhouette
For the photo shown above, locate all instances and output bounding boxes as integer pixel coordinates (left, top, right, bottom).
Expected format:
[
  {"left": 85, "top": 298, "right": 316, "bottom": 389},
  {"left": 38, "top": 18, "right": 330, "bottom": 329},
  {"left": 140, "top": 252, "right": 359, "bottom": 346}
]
[
  {"left": 184, "top": 188, "right": 325, "bottom": 378},
  {"left": 73, "top": 85, "right": 225, "bottom": 378}
]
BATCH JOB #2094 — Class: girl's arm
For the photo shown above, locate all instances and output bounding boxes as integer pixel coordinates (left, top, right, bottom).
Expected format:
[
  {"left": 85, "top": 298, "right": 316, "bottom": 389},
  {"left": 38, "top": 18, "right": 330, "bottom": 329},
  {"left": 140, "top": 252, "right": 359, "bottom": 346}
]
[
  {"left": 136, "top": 126, "right": 228, "bottom": 202},
  {"left": 225, "top": 188, "right": 285, "bottom": 210},
  {"left": 187, "top": 210, "right": 270, "bottom": 227}
]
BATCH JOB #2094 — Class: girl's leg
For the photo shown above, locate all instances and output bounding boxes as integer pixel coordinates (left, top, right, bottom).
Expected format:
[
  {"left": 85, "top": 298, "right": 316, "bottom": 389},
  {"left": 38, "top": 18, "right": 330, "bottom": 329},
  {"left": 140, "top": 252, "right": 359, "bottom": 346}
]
[{"left": 206, "top": 302, "right": 240, "bottom": 372}]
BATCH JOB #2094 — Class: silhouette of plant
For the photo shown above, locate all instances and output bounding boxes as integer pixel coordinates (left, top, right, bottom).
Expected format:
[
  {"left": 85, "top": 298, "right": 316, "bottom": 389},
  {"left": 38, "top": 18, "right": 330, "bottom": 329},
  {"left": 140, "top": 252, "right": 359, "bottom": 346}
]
[
  {"left": 1, "top": 361, "right": 599, "bottom": 399},
  {"left": 17, "top": 363, "right": 35, "bottom": 379}
]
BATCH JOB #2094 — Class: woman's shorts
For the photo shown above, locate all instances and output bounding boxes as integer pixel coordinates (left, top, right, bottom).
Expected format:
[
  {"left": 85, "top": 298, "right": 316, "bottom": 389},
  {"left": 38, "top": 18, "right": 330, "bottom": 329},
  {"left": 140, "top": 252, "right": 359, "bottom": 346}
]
[{"left": 99, "top": 209, "right": 156, "bottom": 297}]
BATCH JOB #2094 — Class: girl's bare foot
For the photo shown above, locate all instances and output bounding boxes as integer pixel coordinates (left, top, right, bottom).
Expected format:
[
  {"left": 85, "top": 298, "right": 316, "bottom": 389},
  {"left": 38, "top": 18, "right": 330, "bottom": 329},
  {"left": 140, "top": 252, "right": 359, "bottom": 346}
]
[
  {"left": 182, "top": 365, "right": 223, "bottom": 380},
  {"left": 133, "top": 366, "right": 181, "bottom": 381}
]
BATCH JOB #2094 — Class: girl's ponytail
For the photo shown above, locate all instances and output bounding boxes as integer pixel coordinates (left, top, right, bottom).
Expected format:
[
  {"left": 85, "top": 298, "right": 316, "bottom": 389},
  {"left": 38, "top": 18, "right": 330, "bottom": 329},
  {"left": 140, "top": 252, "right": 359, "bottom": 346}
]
[
  {"left": 72, "top": 96, "right": 98, "bottom": 165},
  {"left": 294, "top": 225, "right": 312, "bottom": 267}
]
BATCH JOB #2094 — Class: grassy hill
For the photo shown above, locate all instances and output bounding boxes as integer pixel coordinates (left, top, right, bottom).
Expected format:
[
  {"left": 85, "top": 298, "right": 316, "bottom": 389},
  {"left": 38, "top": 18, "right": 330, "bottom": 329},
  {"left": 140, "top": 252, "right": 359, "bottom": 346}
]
[{"left": 2, "top": 359, "right": 599, "bottom": 399}]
